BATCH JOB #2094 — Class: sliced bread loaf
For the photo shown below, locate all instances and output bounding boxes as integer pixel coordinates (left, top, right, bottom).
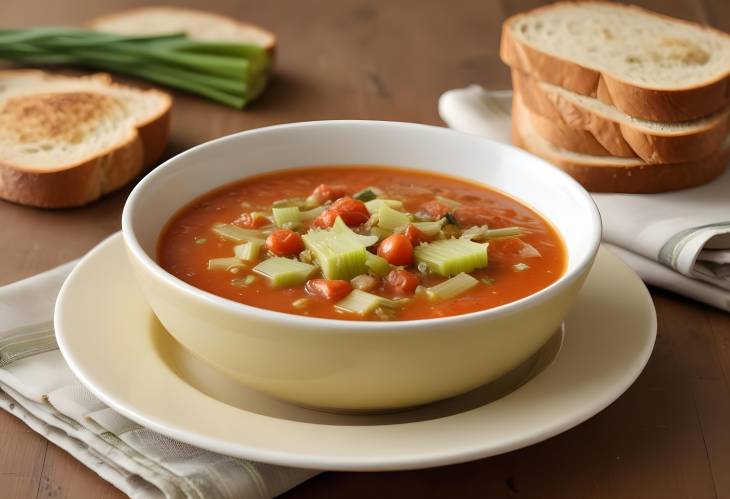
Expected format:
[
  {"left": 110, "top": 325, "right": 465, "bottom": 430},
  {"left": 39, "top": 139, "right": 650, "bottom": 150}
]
[
  {"left": 512, "top": 69, "right": 730, "bottom": 164},
  {"left": 89, "top": 6, "right": 277, "bottom": 53},
  {"left": 501, "top": 2, "right": 730, "bottom": 122},
  {"left": 512, "top": 93, "right": 729, "bottom": 193},
  {"left": 0, "top": 70, "right": 171, "bottom": 208}
]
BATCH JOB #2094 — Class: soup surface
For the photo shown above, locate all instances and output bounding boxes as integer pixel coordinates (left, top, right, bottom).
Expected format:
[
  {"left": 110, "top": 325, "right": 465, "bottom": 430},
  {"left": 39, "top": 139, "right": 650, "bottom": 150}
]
[{"left": 158, "top": 166, "right": 565, "bottom": 321}]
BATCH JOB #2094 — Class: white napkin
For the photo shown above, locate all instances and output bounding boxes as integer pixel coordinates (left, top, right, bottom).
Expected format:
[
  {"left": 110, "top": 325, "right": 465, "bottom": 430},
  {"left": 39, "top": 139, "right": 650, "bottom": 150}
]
[
  {"left": 439, "top": 85, "right": 730, "bottom": 312},
  {"left": 0, "top": 263, "right": 316, "bottom": 499}
]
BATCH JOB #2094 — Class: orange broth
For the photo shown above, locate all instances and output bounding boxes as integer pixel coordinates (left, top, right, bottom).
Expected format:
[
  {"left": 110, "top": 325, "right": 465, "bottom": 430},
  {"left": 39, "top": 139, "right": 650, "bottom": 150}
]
[{"left": 158, "top": 166, "right": 566, "bottom": 321}]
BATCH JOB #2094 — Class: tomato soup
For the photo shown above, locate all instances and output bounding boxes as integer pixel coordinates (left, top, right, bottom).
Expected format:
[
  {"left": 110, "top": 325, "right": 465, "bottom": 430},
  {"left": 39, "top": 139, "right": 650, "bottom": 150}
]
[{"left": 158, "top": 166, "right": 565, "bottom": 321}]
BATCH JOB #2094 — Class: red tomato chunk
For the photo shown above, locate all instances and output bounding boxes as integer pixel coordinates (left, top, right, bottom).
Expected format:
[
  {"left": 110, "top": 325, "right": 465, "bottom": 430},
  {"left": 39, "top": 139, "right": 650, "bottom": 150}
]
[
  {"left": 305, "top": 279, "right": 353, "bottom": 301},
  {"left": 404, "top": 224, "right": 432, "bottom": 246},
  {"left": 378, "top": 234, "right": 413, "bottom": 266},
  {"left": 234, "top": 212, "right": 269, "bottom": 229},
  {"left": 420, "top": 201, "right": 450, "bottom": 220},
  {"left": 266, "top": 229, "right": 304, "bottom": 256},
  {"left": 385, "top": 269, "right": 420, "bottom": 295},
  {"left": 313, "top": 197, "right": 370, "bottom": 228},
  {"left": 311, "top": 184, "right": 348, "bottom": 204}
]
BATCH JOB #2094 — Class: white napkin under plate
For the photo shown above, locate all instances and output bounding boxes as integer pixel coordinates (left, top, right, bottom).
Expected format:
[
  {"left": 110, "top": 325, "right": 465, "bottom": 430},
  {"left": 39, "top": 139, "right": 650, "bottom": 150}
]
[
  {"left": 439, "top": 85, "right": 730, "bottom": 312},
  {"left": 0, "top": 262, "right": 316, "bottom": 499}
]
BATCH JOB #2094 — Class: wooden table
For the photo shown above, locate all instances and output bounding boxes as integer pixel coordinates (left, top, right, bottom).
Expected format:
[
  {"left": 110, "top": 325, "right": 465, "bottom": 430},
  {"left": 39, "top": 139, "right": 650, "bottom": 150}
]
[{"left": 1, "top": 0, "right": 729, "bottom": 497}]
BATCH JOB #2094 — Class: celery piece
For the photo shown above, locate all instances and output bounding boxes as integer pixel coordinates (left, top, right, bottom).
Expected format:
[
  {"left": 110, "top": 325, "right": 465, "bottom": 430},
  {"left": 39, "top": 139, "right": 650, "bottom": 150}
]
[
  {"left": 427, "top": 273, "right": 479, "bottom": 300},
  {"left": 435, "top": 195, "right": 462, "bottom": 209},
  {"left": 335, "top": 289, "right": 405, "bottom": 316},
  {"left": 253, "top": 257, "right": 315, "bottom": 287},
  {"left": 370, "top": 226, "right": 393, "bottom": 241},
  {"left": 333, "top": 216, "right": 378, "bottom": 247},
  {"left": 212, "top": 223, "right": 265, "bottom": 243},
  {"left": 410, "top": 218, "right": 446, "bottom": 236},
  {"left": 378, "top": 204, "right": 411, "bottom": 231},
  {"left": 208, "top": 257, "right": 244, "bottom": 271},
  {"left": 272, "top": 197, "right": 306, "bottom": 208},
  {"left": 460, "top": 226, "right": 522, "bottom": 241},
  {"left": 234, "top": 240, "right": 263, "bottom": 261},
  {"left": 302, "top": 230, "right": 368, "bottom": 280},
  {"left": 272, "top": 206, "right": 301, "bottom": 228},
  {"left": 300, "top": 205, "right": 325, "bottom": 221},
  {"left": 365, "top": 252, "right": 391, "bottom": 277},
  {"left": 354, "top": 188, "right": 377, "bottom": 202},
  {"left": 414, "top": 239, "right": 488, "bottom": 277},
  {"left": 365, "top": 199, "right": 404, "bottom": 215}
]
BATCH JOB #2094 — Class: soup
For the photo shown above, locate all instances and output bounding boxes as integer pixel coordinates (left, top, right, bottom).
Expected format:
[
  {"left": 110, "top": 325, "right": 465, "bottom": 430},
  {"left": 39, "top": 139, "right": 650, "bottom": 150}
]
[{"left": 158, "top": 166, "right": 565, "bottom": 321}]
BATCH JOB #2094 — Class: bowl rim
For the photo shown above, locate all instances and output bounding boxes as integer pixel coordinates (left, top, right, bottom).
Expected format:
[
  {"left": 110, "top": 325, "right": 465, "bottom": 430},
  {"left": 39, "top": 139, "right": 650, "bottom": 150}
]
[{"left": 122, "top": 119, "right": 602, "bottom": 331}]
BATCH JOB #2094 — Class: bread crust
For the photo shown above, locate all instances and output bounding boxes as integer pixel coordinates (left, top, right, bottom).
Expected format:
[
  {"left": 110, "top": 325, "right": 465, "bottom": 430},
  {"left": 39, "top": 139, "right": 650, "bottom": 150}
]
[
  {"left": 0, "top": 130, "right": 144, "bottom": 208},
  {"left": 512, "top": 70, "right": 730, "bottom": 163},
  {"left": 88, "top": 6, "right": 277, "bottom": 53},
  {"left": 512, "top": 94, "right": 728, "bottom": 193},
  {"left": 501, "top": 1, "right": 730, "bottom": 122}
]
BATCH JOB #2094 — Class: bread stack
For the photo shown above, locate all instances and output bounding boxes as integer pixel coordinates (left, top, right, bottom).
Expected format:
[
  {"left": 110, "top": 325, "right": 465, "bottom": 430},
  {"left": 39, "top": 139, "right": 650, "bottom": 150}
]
[{"left": 500, "top": 2, "right": 730, "bottom": 193}]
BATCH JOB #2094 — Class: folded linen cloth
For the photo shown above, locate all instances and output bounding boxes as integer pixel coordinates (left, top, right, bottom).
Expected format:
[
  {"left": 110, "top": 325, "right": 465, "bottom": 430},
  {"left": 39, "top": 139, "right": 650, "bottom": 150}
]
[
  {"left": 439, "top": 85, "right": 730, "bottom": 312},
  {"left": 0, "top": 263, "right": 316, "bottom": 499}
]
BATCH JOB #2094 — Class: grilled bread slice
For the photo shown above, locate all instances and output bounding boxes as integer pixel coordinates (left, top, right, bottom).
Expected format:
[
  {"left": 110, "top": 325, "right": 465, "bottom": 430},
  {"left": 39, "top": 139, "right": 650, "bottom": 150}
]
[
  {"left": 512, "top": 92, "right": 729, "bottom": 193},
  {"left": 501, "top": 2, "right": 730, "bottom": 122},
  {"left": 512, "top": 69, "right": 730, "bottom": 164},
  {"left": 0, "top": 70, "right": 171, "bottom": 207}
]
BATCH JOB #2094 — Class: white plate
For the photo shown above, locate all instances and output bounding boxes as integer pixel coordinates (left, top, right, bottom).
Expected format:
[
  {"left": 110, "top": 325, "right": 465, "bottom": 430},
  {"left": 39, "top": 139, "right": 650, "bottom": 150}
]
[{"left": 55, "top": 233, "right": 655, "bottom": 471}]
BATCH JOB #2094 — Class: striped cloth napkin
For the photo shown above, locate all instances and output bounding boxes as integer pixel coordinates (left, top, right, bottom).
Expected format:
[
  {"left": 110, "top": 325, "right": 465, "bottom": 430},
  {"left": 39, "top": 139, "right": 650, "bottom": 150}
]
[
  {"left": 0, "top": 262, "right": 316, "bottom": 499},
  {"left": 439, "top": 85, "right": 730, "bottom": 312}
]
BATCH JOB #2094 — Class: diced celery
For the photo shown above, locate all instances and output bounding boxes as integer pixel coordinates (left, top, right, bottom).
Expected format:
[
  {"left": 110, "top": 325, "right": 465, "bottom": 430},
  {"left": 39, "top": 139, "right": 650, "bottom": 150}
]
[
  {"left": 435, "top": 195, "right": 462, "bottom": 209},
  {"left": 273, "top": 197, "right": 306, "bottom": 208},
  {"left": 208, "top": 257, "right": 245, "bottom": 271},
  {"left": 410, "top": 218, "right": 446, "bottom": 236},
  {"left": 427, "top": 273, "right": 479, "bottom": 300},
  {"left": 333, "top": 216, "right": 378, "bottom": 247},
  {"left": 365, "top": 199, "right": 404, "bottom": 215},
  {"left": 272, "top": 206, "right": 301, "bottom": 228},
  {"left": 212, "top": 224, "right": 265, "bottom": 243},
  {"left": 234, "top": 241, "right": 263, "bottom": 261},
  {"left": 302, "top": 230, "right": 368, "bottom": 280},
  {"left": 335, "top": 289, "right": 405, "bottom": 316},
  {"left": 365, "top": 252, "right": 391, "bottom": 277},
  {"left": 370, "top": 226, "right": 393, "bottom": 241},
  {"left": 378, "top": 204, "right": 411, "bottom": 231},
  {"left": 253, "top": 257, "right": 316, "bottom": 287},
  {"left": 460, "top": 226, "right": 522, "bottom": 241},
  {"left": 300, "top": 205, "right": 325, "bottom": 221},
  {"left": 414, "top": 239, "right": 488, "bottom": 277},
  {"left": 354, "top": 187, "right": 378, "bottom": 202}
]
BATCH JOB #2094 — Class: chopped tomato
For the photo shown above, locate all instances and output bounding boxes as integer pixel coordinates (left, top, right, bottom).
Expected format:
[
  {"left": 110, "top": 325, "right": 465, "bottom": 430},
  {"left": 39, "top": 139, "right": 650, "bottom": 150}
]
[
  {"left": 311, "top": 184, "right": 348, "bottom": 204},
  {"left": 234, "top": 212, "right": 269, "bottom": 229},
  {"left": 377, "top": 234, "right": 413, "bottom": 266},
  {"left": 404, "top": 224, "right": 432, "bottom": 246},
  {"left": 487, "top": 237, "right": 524, "bottom": 263},
  {"left": 384, "top": 269, "right": 420, "bottom": 295},
  {"left": 305, "top": 279, "right": 353, "bottom": 301},
  {"left": 453, "top": 206, "right": 513, "bottom": 227},
  {"left": 266, "top": 229, "right": 304, "bottom": 256},
  {"left": 420, "top": 201, "right": 450, "bottom": 220},
  {"left": 313, "top": 197, "right": 370, "bottom": 228}
]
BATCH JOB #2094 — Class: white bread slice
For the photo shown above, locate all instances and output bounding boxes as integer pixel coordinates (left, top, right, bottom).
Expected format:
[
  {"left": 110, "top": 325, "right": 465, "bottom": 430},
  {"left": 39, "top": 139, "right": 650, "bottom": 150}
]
[
  {"left": 0, "top": 70, "right": 171, "bottom": 208},
  {"left": 512, "top": 69, "right": 730, "bottom": 164},
  {"left": 501, "top": 2, "right": 730, "bottom": 122},
  {"left": 512, "top": 93, "right": 729, "bottom": 193},
  {"left": 88, "top": 6, "right": 276, "bottom": 53}
]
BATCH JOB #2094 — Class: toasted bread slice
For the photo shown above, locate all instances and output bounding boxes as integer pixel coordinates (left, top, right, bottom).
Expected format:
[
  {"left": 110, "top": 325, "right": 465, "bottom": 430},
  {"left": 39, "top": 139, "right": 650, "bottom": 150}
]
[
  {"left": 512, "top": 70, "right": 730, "bottom": 164},
  {"left": 89, "top": 6, "right": 276, "bottom": 53},
  {"left": 512, "top": 93, "right": 729, "bottom": 193},
  {"left": 0, "top": 70, "right": 171, "bottom": 208},
  {"left": 501, "top": 2, "right": 730, "bottom": 122}
]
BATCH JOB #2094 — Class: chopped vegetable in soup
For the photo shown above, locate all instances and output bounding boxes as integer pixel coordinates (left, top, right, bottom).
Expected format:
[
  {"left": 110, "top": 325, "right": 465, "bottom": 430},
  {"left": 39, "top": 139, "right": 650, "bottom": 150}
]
[{"left": 158, "top": 166, "right": 565, "bottom": 321}]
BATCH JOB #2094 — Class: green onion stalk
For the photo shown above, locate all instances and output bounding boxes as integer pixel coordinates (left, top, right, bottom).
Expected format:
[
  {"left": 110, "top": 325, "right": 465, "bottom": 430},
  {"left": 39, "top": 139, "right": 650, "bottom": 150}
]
[{"left": 0, "top": 28, "right": 272, "bottom": 108}]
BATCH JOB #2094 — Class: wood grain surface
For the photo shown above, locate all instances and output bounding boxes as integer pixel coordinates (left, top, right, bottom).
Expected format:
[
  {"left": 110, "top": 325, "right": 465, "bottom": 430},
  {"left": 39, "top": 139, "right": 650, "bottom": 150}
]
[{"left": 1, "top": 0, "right": 729, "bottom": 498}]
